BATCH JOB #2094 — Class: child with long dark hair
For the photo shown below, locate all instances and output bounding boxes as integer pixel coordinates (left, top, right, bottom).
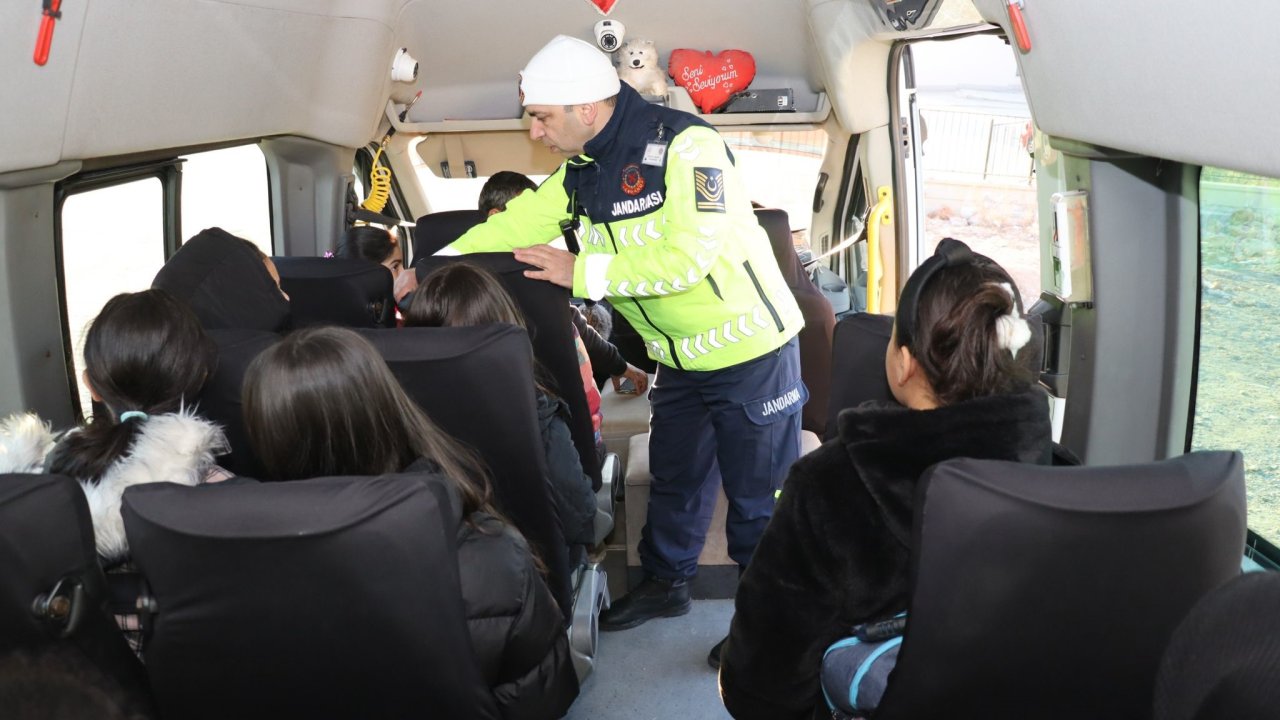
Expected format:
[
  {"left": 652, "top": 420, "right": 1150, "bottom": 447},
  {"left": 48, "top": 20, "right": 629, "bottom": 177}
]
[
  {"left": 240, "top": 326, "right": 578, "bottom": 717},
  {"left": 719, "top": 239, "right": 1054, "bottom": 719},
  {"left": 1, "top": 289, "right": 228, "bottom": 555},
  {"left": 0, "top": 289, "right": 230, "bottom": 655},
  {"left": 403, "top": 262, "right": 599, "bottom": 546}
]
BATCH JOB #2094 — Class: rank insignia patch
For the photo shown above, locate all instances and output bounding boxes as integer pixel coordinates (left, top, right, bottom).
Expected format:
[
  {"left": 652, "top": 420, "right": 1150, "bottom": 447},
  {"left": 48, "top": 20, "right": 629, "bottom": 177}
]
[{"left": 694, "top": 167, "right": 725, "bottom": 213}]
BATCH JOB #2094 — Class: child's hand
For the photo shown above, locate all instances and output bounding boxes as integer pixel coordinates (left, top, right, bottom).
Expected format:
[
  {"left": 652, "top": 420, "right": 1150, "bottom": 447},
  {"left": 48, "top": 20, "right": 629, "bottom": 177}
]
[{"left": 613, "top": 364, "right": 649, "bottom": 395}]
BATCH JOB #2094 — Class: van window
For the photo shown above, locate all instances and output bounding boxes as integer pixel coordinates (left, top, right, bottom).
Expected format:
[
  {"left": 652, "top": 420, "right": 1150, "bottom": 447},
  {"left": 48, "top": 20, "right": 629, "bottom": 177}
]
[
  {"left": 417, "top": 171, "right": 551, "bottom": 213},
  {"left": 61, "top": 178, "right": 166, "bottom": 415},
  {"left": 722, "top": 129, "right": 828, "bottom": 256},
  {"left": 907, "top": 35, "right": 1040, "bottom": 301},
  {"left": 181, "top": 145, "right": 272, "bottom": 254},
  {"left": 1193, "top": 167, "right": 1280, "bottom": 544}
]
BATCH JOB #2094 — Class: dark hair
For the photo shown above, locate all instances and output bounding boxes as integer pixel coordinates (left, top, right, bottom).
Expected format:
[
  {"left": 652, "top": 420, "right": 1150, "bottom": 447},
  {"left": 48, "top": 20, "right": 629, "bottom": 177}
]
[
  {"left": 241, "top": 326, "right": 490, "bottom": 516},
  {"left": 0, "top": 650, "right": 135, "bottom": 720},
  {"left": 49, "top": 290, "right": 216, "bottom": 483},
  {"left": 337, "top": 225, "right": 399, "bottom": 265},
  {"left": 403, "top": 262, "right": 527, "bottom": 330},
  {"left": 478, "top": 171, "right": 538, "bottom": 215},
  {"left": 893, "top": 254, "right": 1032, "bottom": 406},
  {"left": 403, "top": 263, "right": 560, "bottom": 398}
]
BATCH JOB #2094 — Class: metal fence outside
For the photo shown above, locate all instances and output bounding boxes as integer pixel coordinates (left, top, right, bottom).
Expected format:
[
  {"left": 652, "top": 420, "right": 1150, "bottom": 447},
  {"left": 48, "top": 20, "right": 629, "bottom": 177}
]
[{"left": 920, "top": 108, "right": 1033, "bottom": 182}]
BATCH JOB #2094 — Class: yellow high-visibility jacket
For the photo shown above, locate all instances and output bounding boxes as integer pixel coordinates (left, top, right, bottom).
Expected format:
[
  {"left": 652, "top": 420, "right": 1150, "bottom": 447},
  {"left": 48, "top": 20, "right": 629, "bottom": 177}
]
[{"left": 451, "top": 84, "right": 802, "bottom": 371}]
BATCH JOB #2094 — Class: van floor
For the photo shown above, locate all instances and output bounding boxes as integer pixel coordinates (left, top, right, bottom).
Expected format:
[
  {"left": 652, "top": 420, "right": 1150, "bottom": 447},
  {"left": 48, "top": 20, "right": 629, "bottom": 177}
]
[{"left": 567, "top": 599, "right": 734, "bottom": 719}]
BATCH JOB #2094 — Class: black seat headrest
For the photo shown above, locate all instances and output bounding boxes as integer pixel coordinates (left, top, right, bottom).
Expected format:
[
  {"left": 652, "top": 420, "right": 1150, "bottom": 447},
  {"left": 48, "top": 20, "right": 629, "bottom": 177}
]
[
  {"left": 271, "top": 256, "right": 394, "bottom": 328},
  {"left": 0, "top": 473, "right": 151, "bottom": 713},
  {"left": 414, "top": 253, "right": 602, "bottom": 490},
  {"left": 196, "top": 328, "right": 280, "bottom": 478},
  {"left": 878, "top": 451, "right": 1247, "bottom": 719},
  {"left": 360, "top": 324, "right": 573, "bottom": 620},
  {"left": 412, "top": 209, "right": 486, "bottom": 259},
  {"left": 122, "top": 472, "right": 500, "bottom": 719},
  {"left": 1155, "top": 570, "right": 1280, "bottom": 720}
]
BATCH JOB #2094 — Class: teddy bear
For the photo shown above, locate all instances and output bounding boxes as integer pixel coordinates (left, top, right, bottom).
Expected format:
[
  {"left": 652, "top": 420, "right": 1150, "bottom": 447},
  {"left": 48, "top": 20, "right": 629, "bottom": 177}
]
[{"left": 617, "top": 39, "right": 668, "bottom": 97}]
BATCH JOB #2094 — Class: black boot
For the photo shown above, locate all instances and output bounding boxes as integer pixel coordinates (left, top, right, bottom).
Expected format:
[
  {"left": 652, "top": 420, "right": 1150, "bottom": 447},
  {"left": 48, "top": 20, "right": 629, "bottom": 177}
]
[
  {"left": 599, "top": 575, "right": 691, "bottom": 631},
  {"left": 707, "top": 635, "right": 727, "bottom": 670}
]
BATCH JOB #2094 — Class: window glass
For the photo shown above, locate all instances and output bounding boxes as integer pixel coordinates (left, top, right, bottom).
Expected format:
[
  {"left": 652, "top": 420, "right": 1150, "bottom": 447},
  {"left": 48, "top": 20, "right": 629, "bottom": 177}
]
[
  {"left": 181, "top": 145, "right": 271, "bottom": 254},
  {"left": 1194, "top": 167, "right": 1280, "bottom": 543},
  {"left": 417, "top": 172, "right": 550, "bottom": 213},
  {"left": 910, "top": 35, "right": 1040, "bottom": 301},
  {"left": 61, "top": 179, "right": 166, "bottom": 416},
  {"left": 721, "top": 129, "right": 828, "bottom": 255}
]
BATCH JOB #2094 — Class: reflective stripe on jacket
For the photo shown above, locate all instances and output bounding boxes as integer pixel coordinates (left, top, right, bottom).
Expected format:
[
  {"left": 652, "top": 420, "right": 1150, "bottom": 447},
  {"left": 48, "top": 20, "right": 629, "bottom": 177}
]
[{"left": 450, "top": 84, "right": 802, "bottom": 371}]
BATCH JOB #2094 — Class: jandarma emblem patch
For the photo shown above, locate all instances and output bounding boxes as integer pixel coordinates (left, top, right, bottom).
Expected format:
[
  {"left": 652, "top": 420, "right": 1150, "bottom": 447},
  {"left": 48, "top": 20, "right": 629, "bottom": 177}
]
[
  {"left": 621, "top": 164, "right": 645, "bottom": 196},
  {"left": 694, "top": 167, "right": 725, "bottom": 212}
]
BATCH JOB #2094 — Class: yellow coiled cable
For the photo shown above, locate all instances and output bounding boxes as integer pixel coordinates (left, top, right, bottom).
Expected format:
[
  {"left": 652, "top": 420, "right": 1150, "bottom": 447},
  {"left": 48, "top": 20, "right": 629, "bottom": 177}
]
[{"left": 361, "top": 144, "right": 392, "bottom": 214}]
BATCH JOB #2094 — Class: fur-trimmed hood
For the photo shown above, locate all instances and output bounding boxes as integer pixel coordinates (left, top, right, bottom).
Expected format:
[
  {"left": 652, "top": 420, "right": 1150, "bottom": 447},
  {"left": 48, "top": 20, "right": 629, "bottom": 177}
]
[
  {"left": 0, "top": 411, "right": 228, "bottom": 562},
  {"left": 837, "top": 385, "right": 1054, "bottom": 549}
]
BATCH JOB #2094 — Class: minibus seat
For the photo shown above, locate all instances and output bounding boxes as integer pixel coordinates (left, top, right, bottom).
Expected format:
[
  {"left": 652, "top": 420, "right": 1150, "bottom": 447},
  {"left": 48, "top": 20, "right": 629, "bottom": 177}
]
[
  {"left": 152, "top": 227, "right": 290, "bottom": 332},
  {"left": 872, "top": 451, "right": 1247, "bottom": 720},
  {"left": 271, "top": 256, "right": 395, "bottom": 328},
  {"left": 360, "top": 326, "right": 570, "bottom": 608},
  {"left": 196, "top": 328, "right": 280, "bottom": 478},
  {"left": 823, "top": 312, "right": 1047, "bottom": 442},
  {"left": 1154, "top": 570, "right": 1280, "bottom": 720},
  {"left": 412, "top": 209, "right": 485, "bottom": 258},
  {"left": 122, "top": 472, "right": 500, "bottom": 720},
  {"left": 361, "top": 324, "right": 609, "bottom": 680},
  {"left": 755, "top": 208, "right": 835, "bottom": 437},
  {"left": 415, "top": 253, "right": 603, "bottom": 492},
  {"left": 824, "top": 313, "right": 895, "bottom": 441},
  {"left": 0, "top": 474, "right": 152, "bottom": 716}
]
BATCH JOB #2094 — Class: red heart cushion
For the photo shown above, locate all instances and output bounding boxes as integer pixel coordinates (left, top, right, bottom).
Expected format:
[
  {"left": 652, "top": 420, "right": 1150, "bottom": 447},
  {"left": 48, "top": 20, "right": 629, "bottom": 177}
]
[
  {"left": 585, "top": 0, "right": 617, "bottom": 14},
  {"left": 667, "top": 49, "right": 756, "bottom": 114}
]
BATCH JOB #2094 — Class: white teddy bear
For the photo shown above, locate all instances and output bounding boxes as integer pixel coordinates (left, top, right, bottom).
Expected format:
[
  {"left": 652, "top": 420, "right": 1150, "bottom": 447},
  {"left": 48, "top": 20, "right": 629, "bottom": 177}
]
[{"left": 617, "top": 39, "right": 667, "bottom": 97}]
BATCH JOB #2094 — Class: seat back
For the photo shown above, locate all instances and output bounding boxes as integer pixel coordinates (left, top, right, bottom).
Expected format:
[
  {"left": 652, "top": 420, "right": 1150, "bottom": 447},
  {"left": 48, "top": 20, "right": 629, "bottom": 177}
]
[
  {"left": 195, "top": 328, "right": 280, "bottom": 478},
  {"left": 1154, "top": 570, "right": 1280, "bottom": 720},
  {"left": 0, "top": 474, "right": 151, "bottom": 714},
  {"left": 272, "top": 256, "right": 395, "bottom": 328},
  {"left": 415, "top": 253, "right": 602, "bottom": 489},
  {"left": 823, "top": 312, "right": 1047, "bottom": 441},
  {"left": 876, "top": 451, "right": 1248, "bottom": 720},
  {"left": 122, "top": 473, "right": 500, "bottom": 720},
  {"left": 411, "top": 209, "right": 485, "bottom": 259},
  {"left": 756, "top": 208, "right": 836, "bottom": 436},
  {"left": 360, "top": 324, "right": 573, "bottom": 619},
  {"left": 824, "top": 313, "right": 896, "bottom": 440}
]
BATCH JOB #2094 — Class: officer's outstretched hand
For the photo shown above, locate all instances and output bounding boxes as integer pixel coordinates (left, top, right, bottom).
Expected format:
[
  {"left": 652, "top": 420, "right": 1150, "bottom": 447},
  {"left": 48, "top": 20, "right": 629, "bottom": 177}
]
[{"left": 514, "top": 244, "right": 575, "bottom": 289}]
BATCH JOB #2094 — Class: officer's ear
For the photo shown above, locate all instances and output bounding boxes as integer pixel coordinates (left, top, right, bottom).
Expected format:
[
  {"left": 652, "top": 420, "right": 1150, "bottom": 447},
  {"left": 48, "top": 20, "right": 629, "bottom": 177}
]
[{"left": 577, "top": 102, "right": 601, "bottom": 127}]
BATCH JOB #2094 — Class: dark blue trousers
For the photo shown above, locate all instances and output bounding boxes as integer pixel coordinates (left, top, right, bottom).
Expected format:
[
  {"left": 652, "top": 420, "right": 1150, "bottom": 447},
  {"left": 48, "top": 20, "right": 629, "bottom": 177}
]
[{"left": 640, "top": 336, "right": 804, "bottom": 580}]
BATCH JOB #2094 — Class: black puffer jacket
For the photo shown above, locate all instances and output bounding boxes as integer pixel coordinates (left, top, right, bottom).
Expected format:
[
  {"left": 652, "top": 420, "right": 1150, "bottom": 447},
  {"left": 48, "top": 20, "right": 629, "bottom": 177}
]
[
  {"left": 720, "top": 387, "right": 1053, "bottom": 720},
  {"left": 405, "top": 458, "right": 579, "bottom": 718},
  {"left": 535, "top": 391, "right": 597, "bottom": 546}
]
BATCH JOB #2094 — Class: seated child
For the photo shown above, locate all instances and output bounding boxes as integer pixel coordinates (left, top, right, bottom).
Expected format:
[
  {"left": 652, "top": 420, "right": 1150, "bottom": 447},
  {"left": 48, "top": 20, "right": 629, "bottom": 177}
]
[
  {"left": 240, "top": 326, "right": 578, "bottom": 718},
  {"left": 719, "top": 239, "right": 1054, "bottom": 719},
  {"left": 403, "top": 262, "right": 600, "bottom": 546},
  {"left": 0, "top": 289, "right": 230, "bottom": 656}
]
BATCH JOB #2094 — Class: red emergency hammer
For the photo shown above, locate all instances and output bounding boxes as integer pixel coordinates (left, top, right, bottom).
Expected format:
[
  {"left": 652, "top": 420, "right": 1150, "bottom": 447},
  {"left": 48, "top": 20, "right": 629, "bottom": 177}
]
[{"left": 34, "top": 0, "right": 63, "bottom": 66}]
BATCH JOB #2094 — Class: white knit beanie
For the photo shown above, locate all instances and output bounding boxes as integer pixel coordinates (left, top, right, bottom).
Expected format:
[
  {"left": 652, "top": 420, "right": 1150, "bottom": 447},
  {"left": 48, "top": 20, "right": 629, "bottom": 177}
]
[{"left": 520, "top": 35, "right": 621, "bottom": 106}]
